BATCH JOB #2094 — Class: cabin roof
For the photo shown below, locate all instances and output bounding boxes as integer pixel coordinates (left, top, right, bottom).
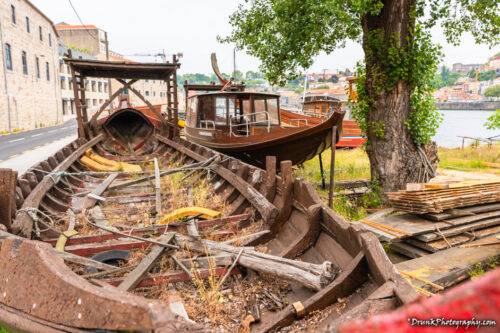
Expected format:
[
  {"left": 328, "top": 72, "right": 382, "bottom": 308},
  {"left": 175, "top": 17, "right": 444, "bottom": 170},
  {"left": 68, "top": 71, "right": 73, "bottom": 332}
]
[
  {"left": 188, "top": 91, "right": 279, "bottom": 99},
  {"left": 64, "top": 58, "right": 180, "bottom": 79}
]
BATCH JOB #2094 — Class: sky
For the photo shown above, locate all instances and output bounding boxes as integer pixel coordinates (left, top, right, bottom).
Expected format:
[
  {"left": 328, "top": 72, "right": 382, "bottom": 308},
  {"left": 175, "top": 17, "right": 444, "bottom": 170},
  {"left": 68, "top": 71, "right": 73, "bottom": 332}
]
[{"left": 32, "top": 0, "right": 499, "bottom": 75}]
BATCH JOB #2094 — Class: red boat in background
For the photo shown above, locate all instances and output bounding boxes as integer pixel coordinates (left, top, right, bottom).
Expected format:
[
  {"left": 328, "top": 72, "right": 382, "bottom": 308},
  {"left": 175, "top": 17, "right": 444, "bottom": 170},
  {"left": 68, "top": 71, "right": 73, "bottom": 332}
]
[{"left": 281, "top": 93, "right": 366, "bottom": 149}]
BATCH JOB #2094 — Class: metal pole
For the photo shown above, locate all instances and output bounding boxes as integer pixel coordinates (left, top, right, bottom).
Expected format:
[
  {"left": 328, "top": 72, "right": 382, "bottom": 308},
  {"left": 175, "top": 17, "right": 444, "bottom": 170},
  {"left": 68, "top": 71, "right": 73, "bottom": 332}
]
[
  {"left": 318, "top": 153, "right": 326, "bottom": 190},
  {"left": 328, "top": 126, "right": 337, "bottom": 207}
]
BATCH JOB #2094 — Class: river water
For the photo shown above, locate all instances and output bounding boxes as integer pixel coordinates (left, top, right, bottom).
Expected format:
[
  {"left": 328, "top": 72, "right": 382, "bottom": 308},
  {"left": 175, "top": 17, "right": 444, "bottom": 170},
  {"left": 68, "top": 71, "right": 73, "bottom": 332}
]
[{"left": 433, "top": 110, "right": 499, "bottom": 148}]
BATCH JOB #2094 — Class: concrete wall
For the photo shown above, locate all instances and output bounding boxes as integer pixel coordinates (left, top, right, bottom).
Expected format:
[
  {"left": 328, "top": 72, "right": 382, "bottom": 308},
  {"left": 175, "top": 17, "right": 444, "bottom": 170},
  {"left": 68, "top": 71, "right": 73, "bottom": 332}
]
[
  {"left": 436, "top": 100, "right": 500, "bottom": 111},
  {"left": 0, "top": 0, "right": 61, "bottom": 132}
]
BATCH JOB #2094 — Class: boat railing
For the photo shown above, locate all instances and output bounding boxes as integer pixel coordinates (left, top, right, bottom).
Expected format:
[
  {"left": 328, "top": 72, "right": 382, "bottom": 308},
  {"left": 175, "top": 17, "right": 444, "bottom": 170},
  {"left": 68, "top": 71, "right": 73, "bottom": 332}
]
[
  {"left": 199, "top": 120, "right": 216, "bottom": 130},
  {"left": 229, "top": 111, "right": 271, "bottom": 137},
  {"left": 289, "top": 118, "right": 308, "bottom": 127}
]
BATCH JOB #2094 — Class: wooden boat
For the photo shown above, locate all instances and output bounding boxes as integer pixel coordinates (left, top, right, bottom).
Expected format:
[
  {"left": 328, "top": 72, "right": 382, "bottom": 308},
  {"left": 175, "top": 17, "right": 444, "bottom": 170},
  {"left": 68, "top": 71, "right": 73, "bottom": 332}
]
[
  {"left": 184, "top": 89, "right": 344, "bottom": 168},
  {"left": 0, "top": 59, "right": 417, "bottom": 332},
  {"left": 281, "top": 94, "right": 366, "bottom": 149}
]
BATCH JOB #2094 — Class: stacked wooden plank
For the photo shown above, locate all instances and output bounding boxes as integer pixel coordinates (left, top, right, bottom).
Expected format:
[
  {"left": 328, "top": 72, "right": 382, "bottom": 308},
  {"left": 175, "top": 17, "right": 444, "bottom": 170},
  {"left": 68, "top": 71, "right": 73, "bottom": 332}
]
[
  {"left": 358, "top": 202, "right": 500, "bottom": 259},
  {"left": 387, "top": 180, "right": 500, "bottom": 214}
]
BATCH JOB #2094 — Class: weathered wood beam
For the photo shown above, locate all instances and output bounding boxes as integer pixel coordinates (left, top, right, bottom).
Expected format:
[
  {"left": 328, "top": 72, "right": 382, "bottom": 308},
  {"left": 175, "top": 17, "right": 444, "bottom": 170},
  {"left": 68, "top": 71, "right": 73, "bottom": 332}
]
[
  {"left": 117, "top": 233, "right": 175, "bottom": 291},
  {"left": 0, "top": 169, "right": 17, "bottom": 230},
  {"left": 173, "top": 233, "right": 337, "bottom": 291},
  {"left": 153, "top": 158, "right": 162, "bottom": 217},
  {"left": 74, "top": 172, "right": 118, "bottom": 213},
  {"left": 255, "top": 251, "right": 367, "bottom": 333}
]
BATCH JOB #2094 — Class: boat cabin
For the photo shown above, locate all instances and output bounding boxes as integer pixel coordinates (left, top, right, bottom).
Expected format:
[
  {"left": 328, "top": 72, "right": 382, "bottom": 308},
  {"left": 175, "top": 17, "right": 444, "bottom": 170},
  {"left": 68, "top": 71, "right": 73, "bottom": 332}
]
[
  {"left": 303, "top": 95, "right": 341, "bottom": 118},
  {"left": 186, "top": 91, "right": 281, "bottom": 137}
]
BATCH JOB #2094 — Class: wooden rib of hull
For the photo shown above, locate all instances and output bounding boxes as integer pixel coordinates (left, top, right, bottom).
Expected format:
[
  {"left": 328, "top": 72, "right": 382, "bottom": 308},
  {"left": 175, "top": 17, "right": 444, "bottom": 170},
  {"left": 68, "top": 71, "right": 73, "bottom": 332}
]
[{"left": 1, "top": 108, "right": 416, "bottom": 332}]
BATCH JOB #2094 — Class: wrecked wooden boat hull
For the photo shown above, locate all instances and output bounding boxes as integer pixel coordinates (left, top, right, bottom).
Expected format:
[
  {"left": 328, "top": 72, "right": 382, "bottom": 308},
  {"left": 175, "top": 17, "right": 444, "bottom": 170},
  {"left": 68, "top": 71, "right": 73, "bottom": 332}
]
[
  {"left": 0, "top": 127, "right": 416, "bottom": 331},
  {"left": 0, "top": 59, "right": 417, "bottom": 332}
]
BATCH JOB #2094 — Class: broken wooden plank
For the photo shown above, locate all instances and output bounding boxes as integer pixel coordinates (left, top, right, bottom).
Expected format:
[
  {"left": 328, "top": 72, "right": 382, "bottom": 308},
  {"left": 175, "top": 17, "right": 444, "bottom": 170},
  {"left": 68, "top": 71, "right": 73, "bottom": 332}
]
[
  {"left": 43, "top": 213, "right": 251, "bottom": 247},
  {"left": 407, "top": 224, "right": 500, "bottom": 252},
  {"left": 255, "top": 252, "right": 367, "bottom": 333},
  {"left": 415, "top": 216, "right": 500, "bottom": 242},
  {"left": 77, "top": 172, "right": 118, "bottom": 212},
  {"left": 153, "top": 158, "right": 162, "bottom": 217},
  {"left": 117, "top": 233, "right": 175, "bottom": 291},
  {"left": 366, "top": 210, "right": 500, "bottom": 241},
  {"left": 395, "top": 238, "right": 500, "bottom": 290},
  {"left": 105, "top": 267, "right": 239, "bottom": 288},
  {"left": 173, "top": 232, "right": 338, "bottom": 291},
  {"left": 423, "top": 203, "right": 500, "bottom": 221}
]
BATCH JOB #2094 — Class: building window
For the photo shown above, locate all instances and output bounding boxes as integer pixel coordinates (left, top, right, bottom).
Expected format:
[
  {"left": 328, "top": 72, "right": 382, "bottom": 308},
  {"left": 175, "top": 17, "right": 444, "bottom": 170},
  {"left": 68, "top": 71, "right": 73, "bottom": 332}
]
[
  {"left": 98, "top": 82, "right": 102, "bottom": 92},
  {"left": 59, "top": 61, "right": 64, "bottom": 73},
  {"left": 103, "top": 83, "right": 108, "bottom": 93},
  {"left": 11, "top": 5, "right": 16, "bottom": 24},
  {"left": 39, "top": 26, "right": 43, "bottom": 41},
  {"left": 21, "top": 51, "right": 28, "bottom": 75},
  {"left": 62, "top": 100, "right": 68, "bottom": 115},
  {"left": 4, "top": 44, "right": 13, "bottom": 70},
  {"left": 93, "top": 99, "right": 97, "bottom": 106},
  {"left": 25, "top": 16, "right": 30, "bottom": 32},
  {"left": 91, "top": 81, "right": 96, "bottom": 92},
  {"left": 60, "top": 76, "right": 66, "bottom": 89},
  {"left": 48, "top": 33, "right": 52, "bottom": 47},
  {"left": 145, "top": 91, "right": 149, "bottom": 96},
  {"left": 35, "top": 56, "right": 40, "bottom": 78},
  {"left": 45, "top": 62, "right": 50, "bottom": 81}
]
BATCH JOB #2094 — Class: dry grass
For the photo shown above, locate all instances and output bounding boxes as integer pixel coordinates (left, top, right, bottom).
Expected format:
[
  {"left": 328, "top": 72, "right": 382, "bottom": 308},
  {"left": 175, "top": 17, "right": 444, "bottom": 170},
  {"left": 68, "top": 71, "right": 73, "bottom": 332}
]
[{"left": 438, "top": 143, "right": 500, "bottom": 175}]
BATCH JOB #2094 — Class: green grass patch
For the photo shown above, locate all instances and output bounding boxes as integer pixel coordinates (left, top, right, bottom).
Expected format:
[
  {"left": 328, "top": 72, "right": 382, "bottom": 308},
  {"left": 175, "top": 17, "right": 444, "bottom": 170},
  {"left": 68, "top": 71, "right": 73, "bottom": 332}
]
[
  {"left": 295, "top": 144, "right": 499, "bottom": 220},
  {"left": 438, "top": 143, "right": 500, "bottom": 174},
  {"left": 0, "top": 326, "right": 10, "bottom": 333},
  {"left": 295, "top": 148, "right": 371, "bottom": 184}
]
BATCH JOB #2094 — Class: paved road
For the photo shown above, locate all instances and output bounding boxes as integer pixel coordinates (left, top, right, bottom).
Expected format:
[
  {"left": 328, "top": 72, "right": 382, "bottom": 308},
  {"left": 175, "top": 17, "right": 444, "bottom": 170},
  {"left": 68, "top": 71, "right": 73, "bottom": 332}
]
[{"left": 0, "top": 119, "right": 77, "bottom": 161}]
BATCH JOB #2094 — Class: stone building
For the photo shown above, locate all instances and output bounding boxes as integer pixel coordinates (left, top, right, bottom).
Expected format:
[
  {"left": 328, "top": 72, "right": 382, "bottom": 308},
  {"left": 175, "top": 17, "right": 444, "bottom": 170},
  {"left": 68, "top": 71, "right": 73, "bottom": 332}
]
[
  {"left": 58, "top": 44, "right": 110, "bottom": 121},
  {"left": 56, "top": 23, "right": 168, "bottom": 108},
  {"left": 0, "top": 0, "right": 62, "bottom": 132}
]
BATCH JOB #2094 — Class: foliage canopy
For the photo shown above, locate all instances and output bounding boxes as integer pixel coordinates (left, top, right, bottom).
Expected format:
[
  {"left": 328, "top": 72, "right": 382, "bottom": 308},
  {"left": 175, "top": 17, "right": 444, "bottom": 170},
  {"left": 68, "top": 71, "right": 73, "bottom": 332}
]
[{"left": 221, "top": 0, "right": 498, "bottom": 147}]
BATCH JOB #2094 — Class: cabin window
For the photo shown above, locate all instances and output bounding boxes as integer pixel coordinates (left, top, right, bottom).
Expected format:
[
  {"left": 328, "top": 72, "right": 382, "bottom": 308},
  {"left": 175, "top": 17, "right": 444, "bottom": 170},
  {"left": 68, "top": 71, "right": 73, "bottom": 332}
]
[
  {"left": 186, "top": 98, "right": 198, "bottom": 128},
  {"left": 215, "top": 97, "right": 227, "bottom": 125},
  {"left": 253, "top": 97, "right": 279, "bottom": 125},
  {"left": 26, "top": 16, "right": 30, "bottom": 32}
]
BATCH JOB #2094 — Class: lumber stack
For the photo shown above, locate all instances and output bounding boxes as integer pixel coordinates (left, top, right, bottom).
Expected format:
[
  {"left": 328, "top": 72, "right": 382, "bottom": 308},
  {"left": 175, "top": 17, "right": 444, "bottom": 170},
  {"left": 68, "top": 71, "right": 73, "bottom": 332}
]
[
  {"left": 387, "top": 180, "right": 500, "bottom": 214},
  {"left": 358, "top": 202, "right": 500, "bottom": 259}
]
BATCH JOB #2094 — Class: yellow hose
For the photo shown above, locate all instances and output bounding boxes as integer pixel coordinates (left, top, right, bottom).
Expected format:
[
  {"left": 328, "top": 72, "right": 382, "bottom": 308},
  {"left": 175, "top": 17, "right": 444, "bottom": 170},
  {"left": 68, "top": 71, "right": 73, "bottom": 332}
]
[
  {"left": 81, "top": 150, "right": 142, "bottom": 173},
  {"left": 158, "top": 207, "right": 221, "bottom": 225}
]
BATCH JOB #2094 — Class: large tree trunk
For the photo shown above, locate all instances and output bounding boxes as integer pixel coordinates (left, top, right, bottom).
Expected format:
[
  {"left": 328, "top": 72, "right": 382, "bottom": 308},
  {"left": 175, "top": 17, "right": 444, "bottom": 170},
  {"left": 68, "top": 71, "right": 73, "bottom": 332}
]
[{"left": 362, "top": 0, "right": 438, "bottom": 193}]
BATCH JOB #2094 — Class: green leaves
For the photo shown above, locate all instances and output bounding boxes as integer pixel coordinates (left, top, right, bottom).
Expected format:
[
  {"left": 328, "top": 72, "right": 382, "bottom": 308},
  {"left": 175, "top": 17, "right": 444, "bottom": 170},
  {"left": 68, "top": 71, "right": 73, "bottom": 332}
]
[
  {"left": 220, "top": 0, "right": 382, "bottom": 85},
  {"left": 485, "top": 109, "right": 500, "bottom": 129}
]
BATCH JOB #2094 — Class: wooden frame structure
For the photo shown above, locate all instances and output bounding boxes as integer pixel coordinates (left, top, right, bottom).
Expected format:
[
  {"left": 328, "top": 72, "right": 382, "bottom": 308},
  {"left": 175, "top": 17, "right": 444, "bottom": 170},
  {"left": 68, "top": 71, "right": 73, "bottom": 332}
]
[{"left": 65, "top": 56, "right": 181, "bottom": 140}]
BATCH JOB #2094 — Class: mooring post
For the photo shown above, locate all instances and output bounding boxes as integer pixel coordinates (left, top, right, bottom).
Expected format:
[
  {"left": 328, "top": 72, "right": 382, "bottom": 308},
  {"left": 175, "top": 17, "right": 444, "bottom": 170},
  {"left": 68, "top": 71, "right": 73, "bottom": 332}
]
[
  {"left": 318, "top": 153, "right": 326, "bottom": 190},
  {"left": 0, "top": 168, "right": 17, "bottom": 230},
  {"left": 328, "top": 126, "right": 337, "bottom": 208}
]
